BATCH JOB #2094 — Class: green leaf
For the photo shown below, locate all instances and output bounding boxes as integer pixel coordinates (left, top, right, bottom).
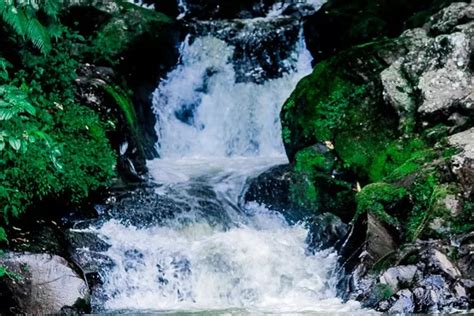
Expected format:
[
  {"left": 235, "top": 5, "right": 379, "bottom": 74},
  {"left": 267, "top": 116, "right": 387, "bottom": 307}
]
[
  {"left": 0, "top": 57, "right": 10, "bottom": 81},
  {"left": 0, "top": 141, "right": 5, "bottom": 151},
  {"left": 26, "top": 18, "right": 52, "bottom": 54},
  {"left": 0, "top": 107, "right": 15, "bottom": 120},
  {"left": 8, "top": 138, "right": 21, "bottom": 151},
  {"left": 0, "top": 227, "right": 7, "bottom": 243},
  {"left": 0, "top": 228, "right": 6, "bottom": 242},
  {"left": 1, "top": 5, "right": 28, "bottom": 36}
]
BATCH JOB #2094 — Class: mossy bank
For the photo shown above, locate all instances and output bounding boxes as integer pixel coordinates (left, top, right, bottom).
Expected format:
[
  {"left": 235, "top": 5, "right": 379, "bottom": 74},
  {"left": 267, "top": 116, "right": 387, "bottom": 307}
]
[{"left": 280, "top": 1, "right": 473, "bottom": 312}]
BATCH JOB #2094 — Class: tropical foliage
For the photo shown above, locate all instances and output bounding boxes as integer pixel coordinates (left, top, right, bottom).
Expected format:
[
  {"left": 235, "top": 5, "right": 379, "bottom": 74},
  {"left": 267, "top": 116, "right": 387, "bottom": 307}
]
[
  {"left": 0, "top": 0, "right": 61, "bottom": 54},
  {"left": 0, "top": 2, "right": 117, "bottom": 263}
]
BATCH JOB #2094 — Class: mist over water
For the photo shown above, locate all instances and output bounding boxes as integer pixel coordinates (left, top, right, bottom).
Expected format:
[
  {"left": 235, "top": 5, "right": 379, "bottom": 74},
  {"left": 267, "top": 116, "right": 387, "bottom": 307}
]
[{"left": 79, "top": 0, "right": 366, "bottom": 313}]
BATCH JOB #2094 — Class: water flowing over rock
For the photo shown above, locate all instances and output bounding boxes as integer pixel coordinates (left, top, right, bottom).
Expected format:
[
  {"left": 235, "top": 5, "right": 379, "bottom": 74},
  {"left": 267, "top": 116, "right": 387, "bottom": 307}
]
[{"left": 65, "top": 0, "right": 369, "bottom": 313}]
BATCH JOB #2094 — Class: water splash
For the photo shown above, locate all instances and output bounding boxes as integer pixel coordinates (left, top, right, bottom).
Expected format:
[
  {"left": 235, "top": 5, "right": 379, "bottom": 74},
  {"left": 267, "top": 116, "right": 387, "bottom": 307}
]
[
  {"left": 75, "top": 0, "right": 368, "bottom": 313},
  {"left": 152, "top": 33, "right": 312, "bottom": 159},
  {"left": 92, "top": 203, "right": 361, "bottom": 313}
]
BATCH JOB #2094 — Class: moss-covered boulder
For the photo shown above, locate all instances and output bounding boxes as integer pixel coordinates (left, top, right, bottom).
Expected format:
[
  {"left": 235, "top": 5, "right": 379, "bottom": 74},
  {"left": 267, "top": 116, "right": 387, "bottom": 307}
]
[
  {"left": 281, "top": 39, "right": 404, "bottom": 181},
  {"left": 63, "top": 1, "right": 181, "bottom": 170},
  {"left": 282, "top": 1, "right": 474, "bottom": 311}
]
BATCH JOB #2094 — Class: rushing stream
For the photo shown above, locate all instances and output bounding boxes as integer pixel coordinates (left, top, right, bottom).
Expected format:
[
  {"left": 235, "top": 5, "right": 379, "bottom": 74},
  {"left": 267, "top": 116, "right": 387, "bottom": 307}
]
[{"left": 72, "top": 1, "right": 366, "bottom": 313}]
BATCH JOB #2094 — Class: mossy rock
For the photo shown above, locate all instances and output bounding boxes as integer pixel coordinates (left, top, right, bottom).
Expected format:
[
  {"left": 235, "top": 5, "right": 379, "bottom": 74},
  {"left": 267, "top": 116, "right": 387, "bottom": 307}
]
[
  {"left": 281, "top": 39, "right": 404, "bottom": 182},
  {"left": 355, "top": 182, "right": 409, "bottom": 228},
  {"left": 289, "top": 144, "right": 356, "bottom": 222},
  {"left": 91, "top": 2, "right": 173, "bottom": 64}
]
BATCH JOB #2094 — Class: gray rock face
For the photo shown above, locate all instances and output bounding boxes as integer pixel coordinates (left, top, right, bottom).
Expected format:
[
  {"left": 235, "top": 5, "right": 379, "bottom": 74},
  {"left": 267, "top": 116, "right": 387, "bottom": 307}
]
[
  {"left": 380, "top": 265, "right": 418, "bottom": 292},
  {"left": 380, "top": 2, "right": 474, "bottom": 129},
  {"left": 0, "top": 253, "right": 89, "bottom": 314},
  {"left": 429, "top": 2, "right": 474, "bottom": 34},
  {"left": 417, "top": 31, "right": 473, "bottom": 117},
  {"left": 429, "top": 249, "right": 462, "bottom": 279},
  {"left": 448, "top": 127, "right": 474, "bottom": 197},
  {"left": 366, "top": 213, "right": 398, "bottom": 262},
  {"left": 389, "top": 289, "right": 415, "bottom": 314}
]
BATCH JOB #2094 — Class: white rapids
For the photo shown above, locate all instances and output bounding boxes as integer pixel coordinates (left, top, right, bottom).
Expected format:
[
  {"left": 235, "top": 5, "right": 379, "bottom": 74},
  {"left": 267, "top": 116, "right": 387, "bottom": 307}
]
[{"left": 81, "top": 0, "right": 369, "bottom": 313}]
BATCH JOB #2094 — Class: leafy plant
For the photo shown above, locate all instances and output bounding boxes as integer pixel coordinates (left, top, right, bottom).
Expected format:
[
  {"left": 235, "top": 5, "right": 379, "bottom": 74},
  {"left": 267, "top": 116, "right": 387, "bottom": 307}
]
[{"left": 0, "top": 1, "right": 61, "bottom": 54}]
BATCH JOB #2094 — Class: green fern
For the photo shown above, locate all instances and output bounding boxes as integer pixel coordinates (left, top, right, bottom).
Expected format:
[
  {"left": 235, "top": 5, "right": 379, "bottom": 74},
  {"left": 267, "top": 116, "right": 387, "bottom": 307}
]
[
  {"left": 0, "top": 57, "right": 10, "bottom": 81},
  {"left": 0, "top": 227, "right": 6, "bottom": 243},
  {"left": 1, "top": 4, "right": 28, "bottom": 35},
  {"left": 25, "top": 18, "right": 52, "bottom": 53},
  {"left": 0, "top": 1, "right": 61, "bottom": 54}
]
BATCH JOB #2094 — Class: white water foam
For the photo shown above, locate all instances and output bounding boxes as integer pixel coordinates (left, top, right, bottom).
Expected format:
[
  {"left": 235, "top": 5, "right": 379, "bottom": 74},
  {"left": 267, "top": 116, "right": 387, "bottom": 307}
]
[
  {"left": 267, "top": 0, "right": 326, "bottom": 17},
  {"left": 152, "top": 33, "right": 312, "bottom": 159},
  {"left": 93, "top": 199, "right": 362, "bottom": 313},
  {"left": 89, "top": 1, "right": 367, "bottom": 313}
]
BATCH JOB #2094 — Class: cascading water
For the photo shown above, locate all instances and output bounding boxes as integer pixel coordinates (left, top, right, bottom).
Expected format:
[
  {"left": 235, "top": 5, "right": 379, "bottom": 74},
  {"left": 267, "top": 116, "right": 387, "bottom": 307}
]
[{"left": 71, "top": 1, "right": 367, "bottom": 313}]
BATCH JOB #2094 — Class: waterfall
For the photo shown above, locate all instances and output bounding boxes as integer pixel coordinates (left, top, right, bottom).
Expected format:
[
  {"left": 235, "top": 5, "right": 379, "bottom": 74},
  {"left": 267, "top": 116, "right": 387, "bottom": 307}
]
[
  {"left": 70, "top": 1, "right": 367, "bottom": 313},
  {"left": 152, "top": 23, "right": 312, "bottom": 158}
]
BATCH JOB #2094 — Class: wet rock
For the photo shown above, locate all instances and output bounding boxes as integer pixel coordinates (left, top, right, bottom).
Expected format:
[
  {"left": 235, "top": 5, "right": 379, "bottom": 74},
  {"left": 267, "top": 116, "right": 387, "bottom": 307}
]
[
  {"left": 428, "top": 249, "right": 461, "bottom": 279},
  {"left": 0, "top": 253, "right": 90, "bottom": 314},
  {"left": 244, "top": 164, "right": 314, "bottom": 221},
  {"left": 389, "top": 289, "right": 415, "bottom": 314},
  {"left": 188, "top": 17, "right": 302, "bottom": 83},
  {"left": 71, "top": 248, "right": 114, "bottom": 275},
  {"left": 429, "top": 2, "right": 474, "bottom": 34},
  {"left": 66, "top": 230, "right": 111, "bottom": 253},
  {"left": 366, "top": 214, "right": 399, "bottom": 262},
  {"left": 380, "top": 265, "right": 418, "bottom": 292},
  {"left": 448, "top": 127, "right": 474, "bottom": 197},
  {"left": 178, "top": 0, "right": 319, "bottom": 20},
  {"left": 306, "top": 213, "right": 348, "bottom": 251},
  {"left": 337, "top": 213, "right": 400, "bottom": 300},
  {"left": 455, "top": 232, "right": 474, "bottom": 277}
]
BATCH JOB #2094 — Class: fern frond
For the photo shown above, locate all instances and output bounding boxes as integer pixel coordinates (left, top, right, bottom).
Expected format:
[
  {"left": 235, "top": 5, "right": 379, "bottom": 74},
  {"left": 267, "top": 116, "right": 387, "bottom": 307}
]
[
  {"left": 1, "top": 5, "right": 28, "bottom": 36},
  {"left": 0, "top": 57, "right": 10, "bottom": 81},
  {"left": 26, "top": 17, "right": 52, "bottom": 54}
]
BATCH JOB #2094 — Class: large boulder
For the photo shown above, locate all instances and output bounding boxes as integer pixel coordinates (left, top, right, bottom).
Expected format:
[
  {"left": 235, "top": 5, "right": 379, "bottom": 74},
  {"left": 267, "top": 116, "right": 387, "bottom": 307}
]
[
  {"left": 283, "top": 1, "right": 473, "bottom": 312},
  {"left": 380, "top": 3, "right": 474, "bottom": 129},
  {"left": 0, "top": 253, "right": 90, "bottom": 314},
  {"left": 303, "top": 0, "right": 460, "bottom": 62},
  {"left": 448, "top": 127, "right": 474, "bottom": 197},
  {"left": 64, "top": 1, "right": 181, "bottom": 163}
]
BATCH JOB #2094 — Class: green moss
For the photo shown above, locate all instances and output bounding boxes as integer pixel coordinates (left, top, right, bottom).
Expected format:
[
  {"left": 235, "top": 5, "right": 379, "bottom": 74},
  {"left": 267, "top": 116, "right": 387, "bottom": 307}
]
[
  {"left": 373, "top": 283, "right": 394, "bottom": 301},
  {"left": 281, "top": 40, "right": 401, "bottom": 181},
  {"left": 294, "top": 146, "right": 335, "bottom": 174},
  {"left": 103, "top": 84, "right": 138, "bottom": 131},
  {"left": 355, "top": 183, "right": 408, "bottom": 227},
  {"left": 91, "top": 2, "right": 172, "bottom": 64},
  {"left": 369, "top": 138, "right": 429, "bottom": 182},
  {"left": 289, "top": 174, "right": 319, "bottom": 210},
  {"left": 406, "top": 176, "right": 448, "bottom": 241}
]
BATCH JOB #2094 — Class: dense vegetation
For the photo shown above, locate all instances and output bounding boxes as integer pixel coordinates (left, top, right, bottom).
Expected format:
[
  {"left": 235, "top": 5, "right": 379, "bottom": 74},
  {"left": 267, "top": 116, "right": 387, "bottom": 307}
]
[{"left": 0, "top": 1, "right": 174, "bottom": 274}]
